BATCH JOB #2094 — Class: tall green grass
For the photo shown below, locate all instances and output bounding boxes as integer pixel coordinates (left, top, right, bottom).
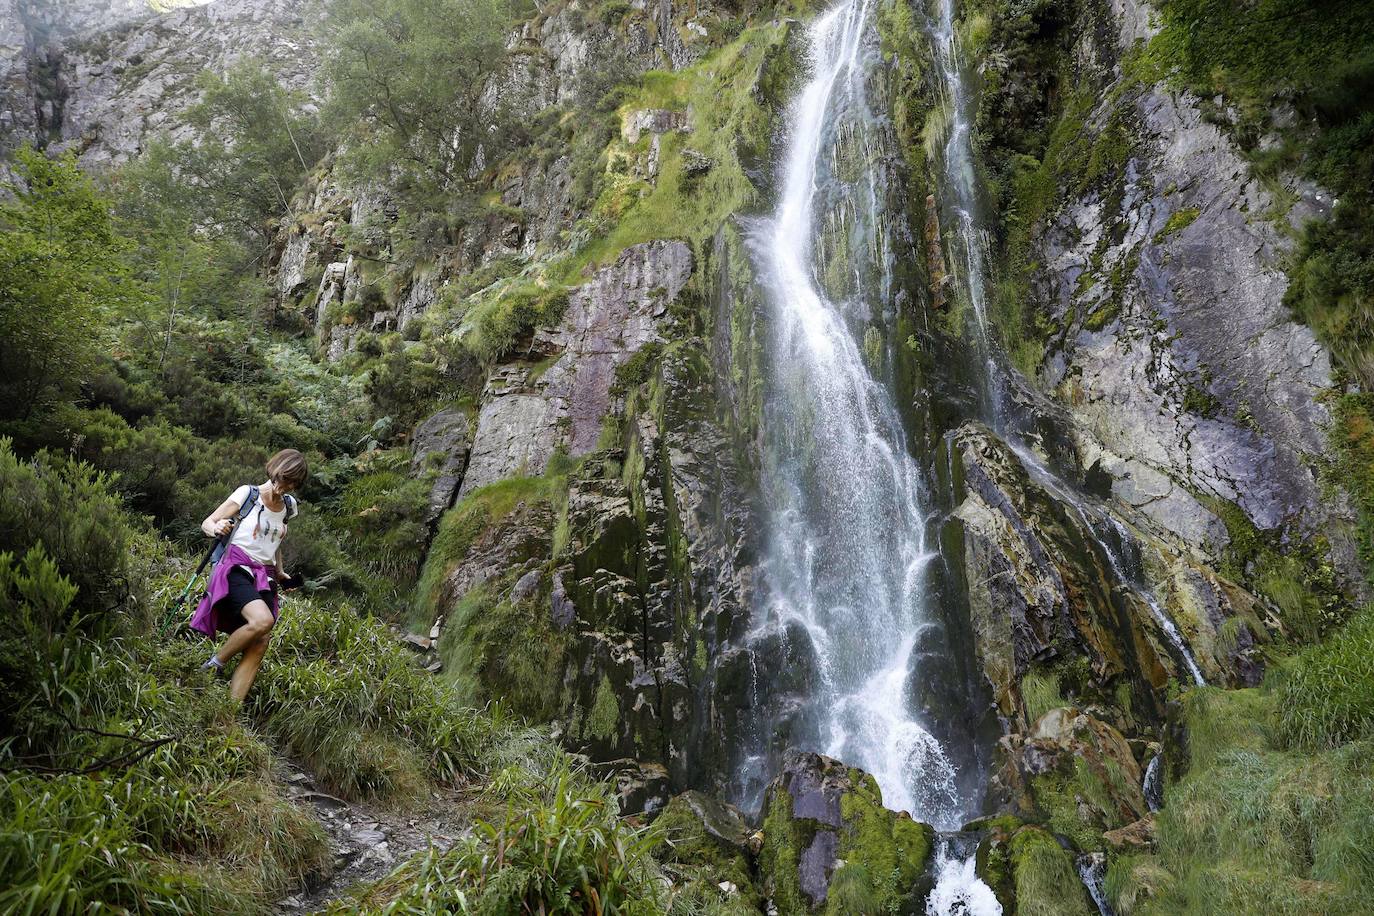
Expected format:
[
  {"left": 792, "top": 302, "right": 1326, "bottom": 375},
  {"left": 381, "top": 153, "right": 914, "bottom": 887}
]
[
  {"left": 1109, "top": 611, "right": 1374, "bottom": 913},
  {"left": 325, "top": 762, "right": 665, "bottom": 914}
]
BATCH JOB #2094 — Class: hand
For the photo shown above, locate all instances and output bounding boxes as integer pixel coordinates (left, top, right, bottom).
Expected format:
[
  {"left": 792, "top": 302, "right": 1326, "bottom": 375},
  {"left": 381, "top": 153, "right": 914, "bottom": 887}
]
[{"left": 211, "top": 518, "right": 234, "bottom": 537}]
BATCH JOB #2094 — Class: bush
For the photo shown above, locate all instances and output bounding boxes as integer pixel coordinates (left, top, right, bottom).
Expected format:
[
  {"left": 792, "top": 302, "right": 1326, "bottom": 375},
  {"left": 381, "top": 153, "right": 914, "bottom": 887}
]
[
  {"left": 55, "top": 406, "right": 195, "bottom": 522},
  {"left": 0, "top": 438, "right": 145, "bottom": 625},
  {"left": 339, "top": 468, "right": 432, "bottom": 581}
]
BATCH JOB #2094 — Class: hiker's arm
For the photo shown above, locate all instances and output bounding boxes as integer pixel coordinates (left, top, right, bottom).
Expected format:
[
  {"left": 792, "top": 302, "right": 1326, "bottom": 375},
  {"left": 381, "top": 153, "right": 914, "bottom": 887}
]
[{"left": 201, "top": 498, "right": 240, "bottom": 538}]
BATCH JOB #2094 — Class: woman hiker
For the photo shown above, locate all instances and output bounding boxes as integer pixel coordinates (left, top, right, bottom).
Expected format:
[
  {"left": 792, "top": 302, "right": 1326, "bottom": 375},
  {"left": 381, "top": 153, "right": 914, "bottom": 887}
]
[{"left": 190, "top": 449, "right": 308, "bottom": 702}]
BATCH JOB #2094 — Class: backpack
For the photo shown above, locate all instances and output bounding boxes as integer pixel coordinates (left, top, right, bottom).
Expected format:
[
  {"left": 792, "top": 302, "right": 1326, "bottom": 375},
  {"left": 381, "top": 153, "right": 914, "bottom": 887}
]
[{"left": 209, "top": 485, "right": 298, "bottom": 566}]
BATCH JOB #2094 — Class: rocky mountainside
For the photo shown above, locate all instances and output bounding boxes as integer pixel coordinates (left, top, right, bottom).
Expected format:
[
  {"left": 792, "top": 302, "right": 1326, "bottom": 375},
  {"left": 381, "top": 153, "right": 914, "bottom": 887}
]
[
  {"left": 6, "top": 0, "right": 1371, "bottom": 912},
  {"left": 2, "top": 0, "right": 317, "bottom": 168}
]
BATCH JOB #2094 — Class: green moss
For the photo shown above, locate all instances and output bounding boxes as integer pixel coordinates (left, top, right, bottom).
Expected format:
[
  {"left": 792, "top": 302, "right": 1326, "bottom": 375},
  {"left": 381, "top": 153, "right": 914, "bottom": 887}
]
[
  {"left": 760, "top": 787, "right": 807, "bottom": 915},
  {"left": 585, "top": 673, "right": 620, "bottom": 742},
  {"left": 1009, "top": 826, "right": 1094, "bottom": 916},
  {"left": 551, "top": 21, "right": 795, "bottom": 283},
  {"left": 1205, "top": 495, "right": 1345, "bottom": 642},
  {"left": 413, "top": 473, "right": 561, "bottom": 626},
  {"left": 1153, "top": 206, "right": 1201, "bottom": 243},
  {"left": 651, "top": 793, "right": 760, "bottom": 907}
]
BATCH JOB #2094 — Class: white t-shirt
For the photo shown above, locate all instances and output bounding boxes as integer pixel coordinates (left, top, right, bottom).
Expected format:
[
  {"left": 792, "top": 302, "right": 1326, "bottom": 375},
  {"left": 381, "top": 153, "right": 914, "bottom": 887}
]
[{"left": 227, "top": 484, "right": 291, "bottom": 565}]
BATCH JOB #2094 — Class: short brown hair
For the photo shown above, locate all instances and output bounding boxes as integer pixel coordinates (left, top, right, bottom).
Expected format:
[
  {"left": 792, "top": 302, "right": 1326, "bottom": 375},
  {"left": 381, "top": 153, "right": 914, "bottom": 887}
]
[{"left": 266, "top": 448, "right": 309, "bottom": 490}]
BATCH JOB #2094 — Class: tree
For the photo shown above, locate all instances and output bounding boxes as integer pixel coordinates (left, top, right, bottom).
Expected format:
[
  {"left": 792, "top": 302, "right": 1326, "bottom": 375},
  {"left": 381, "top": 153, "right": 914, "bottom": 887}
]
[
  {"left": 0, "top": 147, "right": 142, "bottom": 423},
  {"left": 322, "top": 0, "right": 524, "bottom": 218},
  {"left": 180, "top": 59, "right": 328, "bottom": 246}
]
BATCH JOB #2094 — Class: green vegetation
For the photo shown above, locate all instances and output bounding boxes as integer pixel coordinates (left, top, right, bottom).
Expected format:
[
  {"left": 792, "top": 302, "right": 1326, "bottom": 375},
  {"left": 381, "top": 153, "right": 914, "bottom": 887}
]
[
  {"left": 329, "top": 764, "right": 666, "bottom": 914},
  {"left": 1108, "top": 614, "right": 1374, "bottom": 914},
  {"left": 1009, "top": 826, "right": 1094, "bottom": 916},
  {"left": 0, "top": 149, "right": 139, "bottom": 425},
  {"left": 322, "top": 0, "right": 526, "bottom": 246}
]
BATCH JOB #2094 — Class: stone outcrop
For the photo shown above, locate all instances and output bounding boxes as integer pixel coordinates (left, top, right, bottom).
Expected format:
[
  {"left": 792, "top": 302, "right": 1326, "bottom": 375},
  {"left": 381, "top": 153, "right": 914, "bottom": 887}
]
[
  {"left": 459, "top": 239, "right": 693, "bottom": 496},
  {"left": 945, "top": 422, "right": 1262, "bottom": 733},
  {"left": 409, "top": 408, "right": 471, "bottom": 527},
  {"left": 759, "top": 750, "right": 935, "bottom": 914},
  {"left": 1017, "top": 0, "right": 1356, "bottom": 588}
]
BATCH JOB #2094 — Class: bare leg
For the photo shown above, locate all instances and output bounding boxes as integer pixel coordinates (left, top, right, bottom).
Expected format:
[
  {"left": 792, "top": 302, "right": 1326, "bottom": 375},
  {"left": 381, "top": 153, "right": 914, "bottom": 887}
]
[
  {"left": 215, "top": 599, "right": 275, "bottom": 665},
  {"left": 229, "top": 632, "right": 272, "bottom": 703}
]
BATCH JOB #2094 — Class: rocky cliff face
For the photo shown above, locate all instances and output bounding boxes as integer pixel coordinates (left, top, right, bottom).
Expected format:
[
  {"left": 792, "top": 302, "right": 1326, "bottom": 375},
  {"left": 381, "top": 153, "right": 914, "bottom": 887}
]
[{"left": 1, "top": 0, "right": 318, "bottom": 168}]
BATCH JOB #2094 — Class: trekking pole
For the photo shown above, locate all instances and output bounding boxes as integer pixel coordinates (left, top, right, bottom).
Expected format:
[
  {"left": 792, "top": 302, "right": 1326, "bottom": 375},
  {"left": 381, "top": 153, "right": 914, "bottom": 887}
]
[{"left": 159, "top": 532, "right": 229, "bottom": 637}]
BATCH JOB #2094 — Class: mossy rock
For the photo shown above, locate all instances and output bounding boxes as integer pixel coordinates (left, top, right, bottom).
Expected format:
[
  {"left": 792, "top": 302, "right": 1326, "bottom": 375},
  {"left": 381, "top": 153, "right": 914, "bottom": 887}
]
[
  {"left": 654, "top": 791, "right": 761, "bottom": 908},
  {"left": 759, "top": 750, "right": 935, "bottom": 914}
]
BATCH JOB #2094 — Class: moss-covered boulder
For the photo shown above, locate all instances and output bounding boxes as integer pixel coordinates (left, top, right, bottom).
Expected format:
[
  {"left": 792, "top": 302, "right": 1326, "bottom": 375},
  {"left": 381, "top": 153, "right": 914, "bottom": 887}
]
[
  {"left": 977, "top": 818, "right": 1096, "bottom": 916},
  {"left": 759, "top": 750, "right": 935, "bottom": 914},
  {"left": 1000, "top": 707, "right": 1146, "bottom": 853},
  {"left": 654, "top": 790, "right": 762, "bottom": 909}
]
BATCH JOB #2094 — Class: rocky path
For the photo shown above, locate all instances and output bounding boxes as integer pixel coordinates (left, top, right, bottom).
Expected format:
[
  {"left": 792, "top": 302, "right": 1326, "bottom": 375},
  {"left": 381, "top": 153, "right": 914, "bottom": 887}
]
[{"left": 275, "top": 761, "right": 471, "bottom": 914}]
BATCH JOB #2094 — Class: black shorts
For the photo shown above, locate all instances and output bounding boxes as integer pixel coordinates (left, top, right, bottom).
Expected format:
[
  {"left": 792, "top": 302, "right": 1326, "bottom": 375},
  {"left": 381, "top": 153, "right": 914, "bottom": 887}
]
[{"left": 217, "top": 568, "right": 277, "bottom": 634}]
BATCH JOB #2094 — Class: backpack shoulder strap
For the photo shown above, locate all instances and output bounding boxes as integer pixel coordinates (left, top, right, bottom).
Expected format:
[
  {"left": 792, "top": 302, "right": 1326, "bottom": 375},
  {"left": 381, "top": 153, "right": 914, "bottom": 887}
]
[
  {"left": 285, "top": 494, "right": 297, "bottom": 519},
  {"left": 239, "top": 485, "right": 260, "bottom": 519},
  {"left": 210, "top": 485, "right": 260, "bottom": 566}
]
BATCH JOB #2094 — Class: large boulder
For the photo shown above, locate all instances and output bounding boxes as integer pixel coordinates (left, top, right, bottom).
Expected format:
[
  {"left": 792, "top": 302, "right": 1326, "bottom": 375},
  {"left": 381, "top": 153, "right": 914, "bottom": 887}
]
[
  {"left": 759, "top": 750, "right": 935, "bottom": 914},
  {"left": 998, "top": 707, "right": 1146, "bottom": 853}
]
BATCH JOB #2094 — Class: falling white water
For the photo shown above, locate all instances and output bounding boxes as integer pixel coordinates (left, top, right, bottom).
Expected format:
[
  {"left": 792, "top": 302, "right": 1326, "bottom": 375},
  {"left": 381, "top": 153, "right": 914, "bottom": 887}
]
[
  {"left": 927, "top": 845, "right": 1004, "bottom": 916},
  {"left": 1077, "top": 853, "right": 1116, "bottom": 916},
  {"left": 1143, "top": 754, "right": 1163, "bottom": 812},
  {"left": 746, "top": 0, "right": 983, "bottom": 833},
  {"left": 1006, "top": 439, "right": 1208, "bottom": 687}
]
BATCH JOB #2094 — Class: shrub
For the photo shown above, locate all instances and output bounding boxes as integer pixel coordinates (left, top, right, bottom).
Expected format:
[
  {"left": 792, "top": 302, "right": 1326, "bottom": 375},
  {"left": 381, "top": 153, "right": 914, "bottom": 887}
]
[
  {"left": 0, "top": 438, "right": 144, "bottom": 625},
  {"left": 56, "top": 406, "right": 195, "bottom": 522}
]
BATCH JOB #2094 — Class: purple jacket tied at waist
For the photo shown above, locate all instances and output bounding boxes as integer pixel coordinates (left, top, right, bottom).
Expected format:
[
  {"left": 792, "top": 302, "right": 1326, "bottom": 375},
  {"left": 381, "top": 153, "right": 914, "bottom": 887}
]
[{"left": 190, "top": 544, "right": 279, "bottom": 637}]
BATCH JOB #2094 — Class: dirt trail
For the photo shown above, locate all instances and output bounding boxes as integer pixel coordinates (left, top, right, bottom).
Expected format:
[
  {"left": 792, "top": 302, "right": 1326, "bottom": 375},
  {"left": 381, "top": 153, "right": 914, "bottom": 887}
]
[{"left": 275, "top": 761, "right": 471, "bottom": 913}]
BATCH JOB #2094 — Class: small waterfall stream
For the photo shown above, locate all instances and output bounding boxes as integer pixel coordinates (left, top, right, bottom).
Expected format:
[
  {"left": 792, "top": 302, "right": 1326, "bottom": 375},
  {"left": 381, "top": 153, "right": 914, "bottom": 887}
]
[
  {"left": 918, "top": 0, "right": 1205, "bottom": 908},
  {"left": 922, "top": 0, "right": 1206, "bottom": 688}
]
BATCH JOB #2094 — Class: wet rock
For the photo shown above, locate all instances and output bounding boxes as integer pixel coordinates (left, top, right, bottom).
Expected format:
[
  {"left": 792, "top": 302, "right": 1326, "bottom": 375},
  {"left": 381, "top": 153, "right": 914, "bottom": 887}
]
[
  {"left": 595, "top": 758, "right": 672, "bottom": 817},
  {"left": 946, "top": 421, "right": 1262, "bottom": 733},
  {"left": 623, "top": 107, "right": 689, "bottom": 144},
  {"left": 999, "top": 708, "right": 1146, "bottom": 849},
  {"left": 458, "top": 367, "right": 558, "bottom": 497},
  {"left": 759, "top": 750, "right": 935, "bottom": 913},
  {"left": 1103, "top": 814, "right": 1157, "bottom": 854},
  {"left": 1022, "top": 0, "right": 1359, "bottom": 589},
  {"left": 511, "top": 568, "right": 541, "bottom": 603},
  {"left": 410, "top": 408, "right": 471, "bottom": 525}
]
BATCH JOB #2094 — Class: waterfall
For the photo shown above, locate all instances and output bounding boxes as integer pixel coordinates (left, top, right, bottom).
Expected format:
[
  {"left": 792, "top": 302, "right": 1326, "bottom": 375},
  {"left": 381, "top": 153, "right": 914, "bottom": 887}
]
[
  {"left": 1143, "top": 755, "right": 1163, "bottom": 812},
  {"left": 1077, "top": 853, "right": 1116, "bottom": 916},
  {"left": 747, "top": 0, "right": 982, "bottom": 828},
  {"left": 922, "top": 0, "right": 1206, "bottom": 688}
]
